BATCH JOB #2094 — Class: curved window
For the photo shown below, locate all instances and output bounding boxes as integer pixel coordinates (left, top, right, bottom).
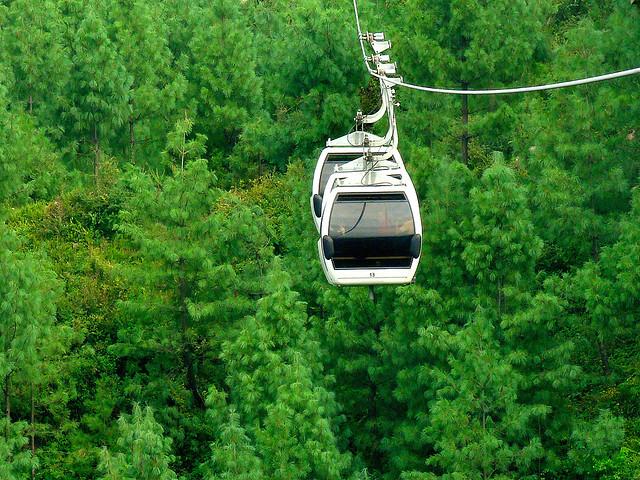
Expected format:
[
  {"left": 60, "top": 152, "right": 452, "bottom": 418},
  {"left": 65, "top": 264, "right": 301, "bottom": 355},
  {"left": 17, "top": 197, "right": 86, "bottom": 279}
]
[
  {"left": 319, "top": 154, "right": 360, "bottom": 197},
  {"left": 329, "top": 193, "right": 415, "bottom": 269},
  {"left": 318, "top": 152, "right": 395, "bottom": 196}
]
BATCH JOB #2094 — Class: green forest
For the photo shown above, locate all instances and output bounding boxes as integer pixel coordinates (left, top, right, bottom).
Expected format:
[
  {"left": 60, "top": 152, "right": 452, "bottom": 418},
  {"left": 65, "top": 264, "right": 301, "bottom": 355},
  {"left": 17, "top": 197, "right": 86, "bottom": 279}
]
[{"left": 0, "top": 0, "right": 639, "bottom": 478}]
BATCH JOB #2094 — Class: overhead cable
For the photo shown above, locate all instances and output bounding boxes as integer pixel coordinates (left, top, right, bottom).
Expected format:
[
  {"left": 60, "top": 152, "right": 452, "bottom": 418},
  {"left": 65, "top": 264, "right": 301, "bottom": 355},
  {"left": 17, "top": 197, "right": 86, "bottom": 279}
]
[{"left": 353, "top": 0, "right": 640, "bottom": 96}]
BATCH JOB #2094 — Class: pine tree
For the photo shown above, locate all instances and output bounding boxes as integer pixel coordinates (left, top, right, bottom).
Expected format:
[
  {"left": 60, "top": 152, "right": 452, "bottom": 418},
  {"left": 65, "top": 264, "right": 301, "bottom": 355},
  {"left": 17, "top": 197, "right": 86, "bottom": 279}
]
[
  {"left": 462, "top": 159, "right": 542, "bottom": 313},
  {"left": 405, "top": 147, "right": 477, "bottom": 315},
  {"left": 2, "top": 0, "right": 70, "bottom": 118},
  {"left": 254, "top": 0, "right": 364, "bottom": 156},
  {"left": 377, "top": 285, "right": 450, "bottom": 477},
  {"left": 116, "top": 158, "right": 269, "bottom": 411},
  {"left": 567, "top": 189, "right": 640, "bottom": 378},
  {"left": 0, "top": 226, "right": 60, "bottom": 478},
  {"left": 205, "top": 404, "right": 264, "bottom": 480},
  {"left": 65, "top": 3, "right": 130, "bottom": 180},
  {"left": 111, "top": 0, "right": 186, "bottom": 165},
  {"left": 515, "top": 1, "right": 640, "bottom": 272},
  {"left": 113, "top": 154, "right": 271, "bottom": 475},
  {"left": 0, "top": 102, "right": 66, "bottom": 205},
  {"left": 514, "top": 2, "right": 640, "bottom": 379},
  {"left": 0, "top": 419, "right": 32, "bottom": 480},
  {"left": 379, "top": 161, "right": 598, "bottom": 479},
  {"left": 221, "top": 263, "right": 352, "bottom": 479},
  {"left": 162, "top": 113, "right": 207, "bottom": 171},
  {"left": 393, "top": 0, "right": 552, "bottom": 165},
  {"left": 315, "top": 287, "right": 386, "bottom": 472},
  {"left": 0, "top": 87, "right": 19, "bottom": 205},
  {"left": 424, "top": 163, "right": 548, "bottom": 478},
  {"left": 187, "top": 0, "right": 262, "bottom": 154},
  {"left": 0, "top": 1, "right": 637, "bottom": 477},
  {"left": 375, "top": 151, "right": 477, "bottom": 477},
  {"left": 98, "top": 404, "right": 178, "bottom": 480}
]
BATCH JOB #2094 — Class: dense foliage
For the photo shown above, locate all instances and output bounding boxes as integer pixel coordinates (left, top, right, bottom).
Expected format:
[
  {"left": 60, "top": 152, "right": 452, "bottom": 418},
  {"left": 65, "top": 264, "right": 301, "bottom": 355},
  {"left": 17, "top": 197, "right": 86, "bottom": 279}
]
[{"left": 0, "top": 0, "right": 639, "bottom": 478}]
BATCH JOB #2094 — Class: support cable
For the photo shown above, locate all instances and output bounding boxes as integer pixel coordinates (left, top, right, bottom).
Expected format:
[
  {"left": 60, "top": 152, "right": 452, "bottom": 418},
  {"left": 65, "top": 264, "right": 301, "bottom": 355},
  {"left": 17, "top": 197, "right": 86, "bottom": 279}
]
[{"left": 353, "top": 0, "right": 640, "bottom": 96}]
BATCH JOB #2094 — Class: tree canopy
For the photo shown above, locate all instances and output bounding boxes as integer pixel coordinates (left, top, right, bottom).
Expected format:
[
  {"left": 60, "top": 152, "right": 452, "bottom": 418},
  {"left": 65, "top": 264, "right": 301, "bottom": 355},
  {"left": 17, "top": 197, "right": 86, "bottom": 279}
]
[{"left": 0, "top": 0, "right": 639, "bottom": 478}]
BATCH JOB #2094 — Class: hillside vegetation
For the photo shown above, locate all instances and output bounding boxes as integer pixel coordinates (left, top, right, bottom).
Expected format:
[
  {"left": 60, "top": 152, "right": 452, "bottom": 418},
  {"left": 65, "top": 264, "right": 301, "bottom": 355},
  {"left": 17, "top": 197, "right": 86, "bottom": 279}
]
[{"left": 0, "top": 0, "right": 639, "bottom": 478}]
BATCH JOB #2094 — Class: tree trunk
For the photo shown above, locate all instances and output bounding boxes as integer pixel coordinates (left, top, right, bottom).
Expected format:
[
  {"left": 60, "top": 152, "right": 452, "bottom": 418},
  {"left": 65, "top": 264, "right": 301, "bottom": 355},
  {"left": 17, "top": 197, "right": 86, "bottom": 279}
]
[
  {"left": 28, "top": 95, "right": 33, "bottom": 115},
  {"left": 178, "top": 271, "right": 205, "bottom": 409},
  {"left": 93, "top": 125, "right": 101, "bottom": 186},
  {"left": 482, "top": 407, "right": 489, "bottom": 480},
  {"left": 597, "top": 339, "right": 611, "bottom": 376},
  {"left": 497, "top": 277, "right": 503, "bottom": 319},
  {"left": 461, "top": 82, "right": 469, "bottom": 165},
  {"left": 181, "top": 117, "right": 187, "bottom": 171},
  {"left": 129, "top": 115, "right": 135, "bottom": 164},
  {"left": 366, "top": 312, "right": 382, "bottom": 470},
  {"left": 31, "top": 383, "right": 35, "bottom": 480},
  {"left": 591, "top": 228, "right": 600, "bottom": 263},
  {"left": 4, "top": 373, "right": 11, "bottom": 438}
]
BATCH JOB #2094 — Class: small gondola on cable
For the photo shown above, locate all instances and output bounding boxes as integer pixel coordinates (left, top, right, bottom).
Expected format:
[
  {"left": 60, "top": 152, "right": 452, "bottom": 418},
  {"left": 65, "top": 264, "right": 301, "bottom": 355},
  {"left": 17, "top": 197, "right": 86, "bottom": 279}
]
[{"left": 310, "top": 32, "right": 422, "bottom": 286}]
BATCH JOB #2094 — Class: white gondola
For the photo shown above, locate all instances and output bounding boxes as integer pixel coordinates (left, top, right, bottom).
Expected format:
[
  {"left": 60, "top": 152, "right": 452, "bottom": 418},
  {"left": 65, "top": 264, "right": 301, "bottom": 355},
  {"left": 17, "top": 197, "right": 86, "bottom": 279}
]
[
  {"left": 310, "top": 146, "right": 406, "bottom": 231},
  {"left": 311, "top": 30, "right": 422, "bottom": 286},
  {"left": 317, "top": 170, "right": 422, "bottom": 286}
]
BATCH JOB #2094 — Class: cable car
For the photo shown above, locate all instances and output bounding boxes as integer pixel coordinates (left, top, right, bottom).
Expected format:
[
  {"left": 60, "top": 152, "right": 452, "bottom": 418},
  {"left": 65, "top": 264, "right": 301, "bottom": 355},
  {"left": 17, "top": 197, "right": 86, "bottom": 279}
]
[
  {"left": 310, "top": 146, "right": 405, "bottom": 231},
  {"left": 317, "top": 170, "right": 422, "bottom": 286}
]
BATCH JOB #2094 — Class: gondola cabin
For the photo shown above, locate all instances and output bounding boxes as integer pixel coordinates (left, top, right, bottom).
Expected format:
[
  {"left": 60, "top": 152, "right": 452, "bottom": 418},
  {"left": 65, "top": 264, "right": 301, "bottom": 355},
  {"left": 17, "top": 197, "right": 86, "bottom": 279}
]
[{"left": 317, "top": 171, "right": 421, "bottom": 286}]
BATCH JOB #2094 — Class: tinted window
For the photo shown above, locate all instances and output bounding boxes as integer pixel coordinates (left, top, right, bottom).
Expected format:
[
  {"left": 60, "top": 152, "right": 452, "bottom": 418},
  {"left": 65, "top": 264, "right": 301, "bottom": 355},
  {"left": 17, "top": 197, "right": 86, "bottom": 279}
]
[
  {"left": 329, "top": 196, "right": 414, "bottom": 238},
  {"left": 319, "top": 154, "right": 361, "bottom": 196},
  {"left": 318, "top": 152, "right": 394, "bottom": 196},
  {"left": 329, "top": 194, "right": 415, "bottom": 269}
]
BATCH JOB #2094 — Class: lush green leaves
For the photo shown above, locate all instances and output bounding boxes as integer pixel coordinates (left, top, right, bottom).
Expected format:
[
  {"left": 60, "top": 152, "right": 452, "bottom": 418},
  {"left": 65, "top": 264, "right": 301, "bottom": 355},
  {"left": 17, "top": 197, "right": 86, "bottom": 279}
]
[
  {"left": 98, "top": 404, "right": 178, "bottom": 480},
  {"left": 0, "top": 1, "right": 639, "bottom": 479}
]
